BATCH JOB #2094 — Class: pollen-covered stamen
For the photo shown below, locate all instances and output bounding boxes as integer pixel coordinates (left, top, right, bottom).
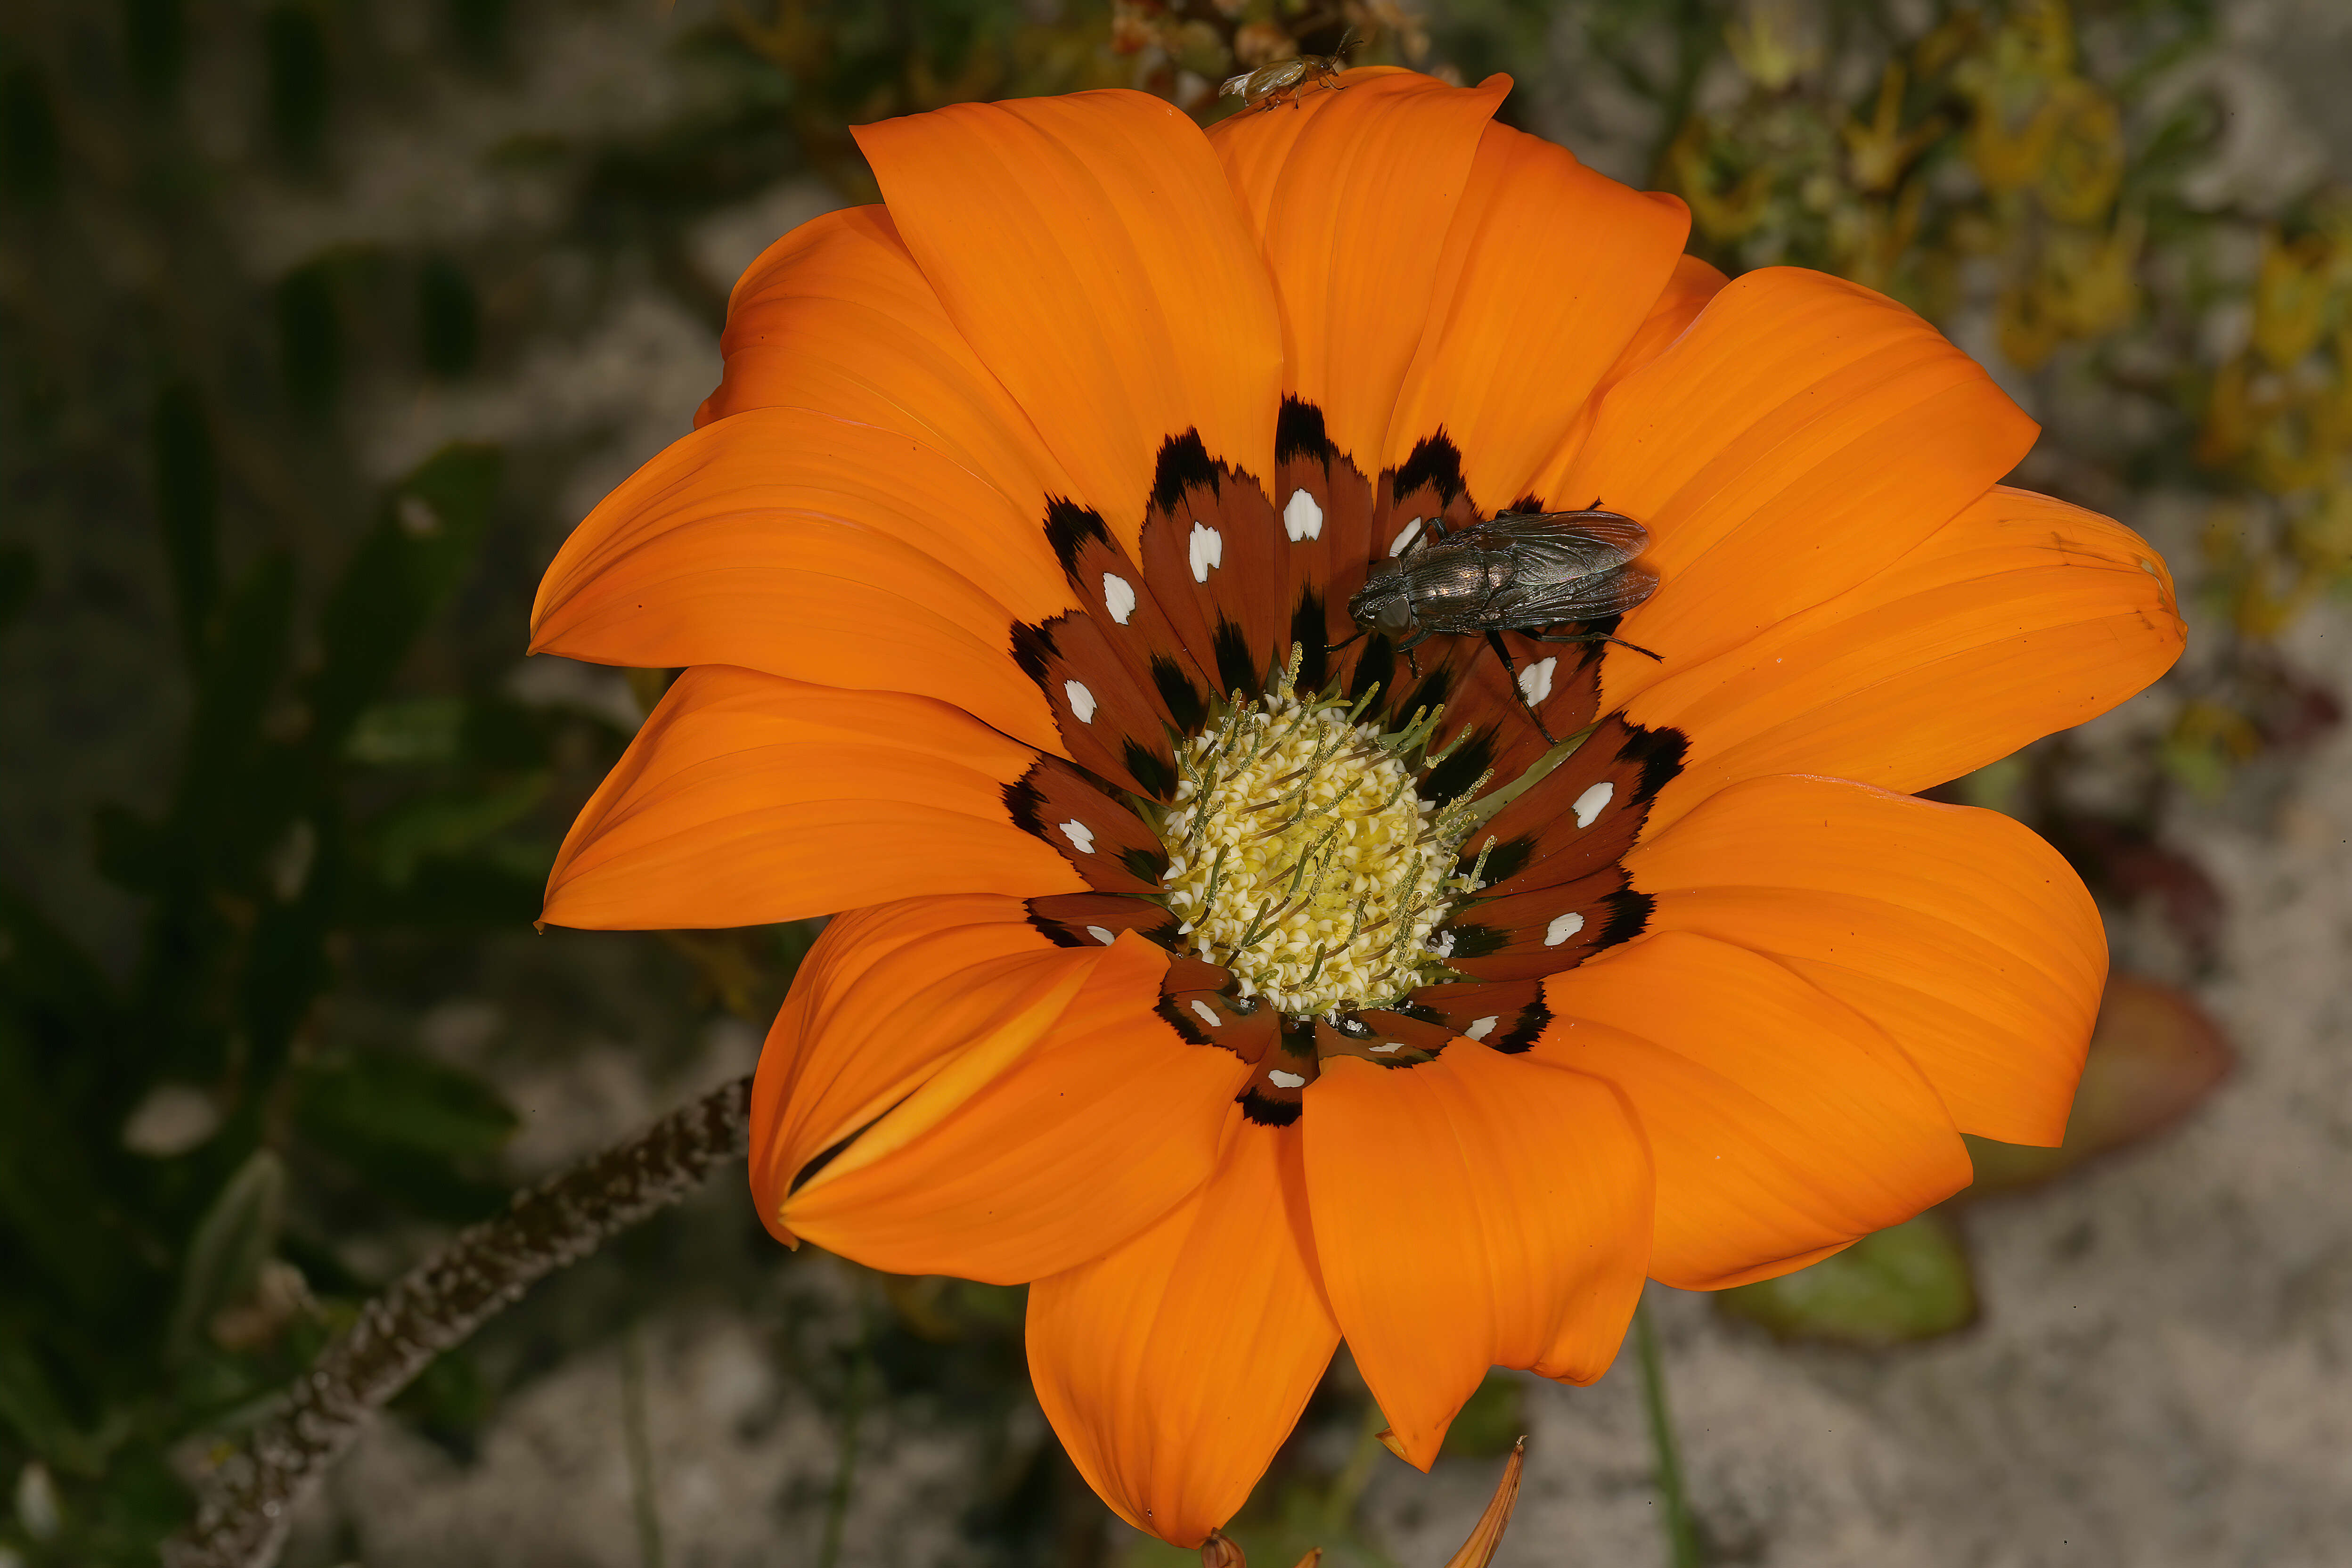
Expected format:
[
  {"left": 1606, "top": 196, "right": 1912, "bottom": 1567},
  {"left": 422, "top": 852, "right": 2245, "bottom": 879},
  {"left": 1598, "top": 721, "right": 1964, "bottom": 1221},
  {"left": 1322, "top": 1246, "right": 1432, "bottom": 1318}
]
[{"left": 1158, "top": 675, "right": 1486, "bottom": 1016}]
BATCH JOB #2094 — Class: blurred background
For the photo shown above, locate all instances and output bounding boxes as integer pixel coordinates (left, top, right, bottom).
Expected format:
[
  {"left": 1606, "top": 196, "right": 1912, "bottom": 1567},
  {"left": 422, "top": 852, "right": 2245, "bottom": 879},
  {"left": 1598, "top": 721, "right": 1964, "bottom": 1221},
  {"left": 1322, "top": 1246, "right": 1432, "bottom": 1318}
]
[{"left": 3, "top": 0, "right": 2349, "bottom": 1564}]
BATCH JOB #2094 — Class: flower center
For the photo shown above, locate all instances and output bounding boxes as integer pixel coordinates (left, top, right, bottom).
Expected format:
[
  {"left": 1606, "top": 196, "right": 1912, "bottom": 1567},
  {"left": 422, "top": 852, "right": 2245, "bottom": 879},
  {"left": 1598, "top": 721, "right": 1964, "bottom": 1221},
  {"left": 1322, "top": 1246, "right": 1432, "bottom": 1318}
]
[{"left": 1158, "top": 689, "right": 1484, "bottom": 1017}]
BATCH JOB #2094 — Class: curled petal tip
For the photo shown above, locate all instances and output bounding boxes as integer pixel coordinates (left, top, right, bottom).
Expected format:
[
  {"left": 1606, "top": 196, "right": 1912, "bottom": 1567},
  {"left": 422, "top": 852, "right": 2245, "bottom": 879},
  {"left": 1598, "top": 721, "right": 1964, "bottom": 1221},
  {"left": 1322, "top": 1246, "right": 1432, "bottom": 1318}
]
[
  {"left": 1439, "top": 1436, "right": 1528, "bottom": 1568},
  {"left": 1201, "top": 1530, "right": 1247, "bottom": 1568},
  {"left": 1290, "top": 1551, "right": 1323, "bottom": 1568}
]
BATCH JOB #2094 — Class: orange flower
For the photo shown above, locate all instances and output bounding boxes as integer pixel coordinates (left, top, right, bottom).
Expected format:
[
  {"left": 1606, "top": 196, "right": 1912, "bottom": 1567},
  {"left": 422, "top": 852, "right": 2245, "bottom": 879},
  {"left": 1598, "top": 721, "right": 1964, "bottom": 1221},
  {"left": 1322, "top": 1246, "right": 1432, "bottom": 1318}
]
[{"left": 531, "top": 72, "right": 2183, "bottom": 1546}]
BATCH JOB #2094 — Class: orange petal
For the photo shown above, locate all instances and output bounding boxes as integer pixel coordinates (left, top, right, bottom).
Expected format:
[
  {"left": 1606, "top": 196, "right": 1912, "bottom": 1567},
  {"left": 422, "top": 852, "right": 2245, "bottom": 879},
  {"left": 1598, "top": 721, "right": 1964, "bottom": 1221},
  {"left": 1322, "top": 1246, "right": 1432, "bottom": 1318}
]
[
  {"left": 1627, "top": 486, "right": 2186, "bottom": 827},
  {"left": 1028, "top": 1113, "right": 1338, "bottom": 1546},
  {"left": 1539, "top": 931, "right": 1971, "bottom": 1290},
  {"left": 1210, "top": 69, "right": 1508, "bottom": 475},
  {"left": 757, "top": 897, "right": 1252, "bottom": 1283},
  {"left": 529, "top": 406, "right": 1072, "bottom": 752},
  {"left": 1626, "top": 776, "right": 2105, "bottom": 1146},
  {"left": 1383, "top": 121, "right": 1690, "bottom": 506},
  {"left": 697, "top": 205, "right": 1074, "bottom": 517},
  {"left": 1537, "top": 268, "right": 2038, "bottom": 706},
  {"left": 855, "top": 92, "right": 1281, "bottom": 551},
  {"left": 1544, "top": 252, "right": 1731, "bottom": 477},
  {"left": 541, "top": 667, "right": 1082, "bottom": 931},
  {"left": 1303, "top": 1046, "right": 1652, "bottom": 1469}
]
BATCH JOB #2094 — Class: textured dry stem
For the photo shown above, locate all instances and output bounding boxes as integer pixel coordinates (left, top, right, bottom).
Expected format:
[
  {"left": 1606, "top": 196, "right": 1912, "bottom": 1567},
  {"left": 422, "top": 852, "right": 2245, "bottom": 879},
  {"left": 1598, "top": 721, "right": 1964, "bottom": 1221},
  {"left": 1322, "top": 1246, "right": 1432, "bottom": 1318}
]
[{"left": 162, "top": 1074, "right": 755, "bottom": 1568}]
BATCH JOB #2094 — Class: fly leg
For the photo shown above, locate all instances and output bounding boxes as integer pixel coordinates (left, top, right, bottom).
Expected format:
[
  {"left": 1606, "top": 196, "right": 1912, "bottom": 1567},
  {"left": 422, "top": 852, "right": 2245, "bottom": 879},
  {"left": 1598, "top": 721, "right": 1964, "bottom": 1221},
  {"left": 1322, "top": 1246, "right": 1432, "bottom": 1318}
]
[
  {"left": 1484, "top": 630, "right": 1560, "bottom": 746},
  {"left": 1397, "top": 628, "right": 1431, "bottom": 679},
  {"left": 1527, "top": 627, "right": 1666, "bottom": 662}
]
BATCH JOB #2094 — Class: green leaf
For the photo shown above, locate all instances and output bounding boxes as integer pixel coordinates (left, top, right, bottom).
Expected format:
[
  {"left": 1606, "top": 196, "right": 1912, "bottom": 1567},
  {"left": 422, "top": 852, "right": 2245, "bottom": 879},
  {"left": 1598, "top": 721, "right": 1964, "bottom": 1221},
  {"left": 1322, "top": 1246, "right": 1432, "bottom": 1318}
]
[
  {"left": 370, "top": 772, "right": 548, "bottom": 886},
  {"left": 1715, "top": 1211, "right": 1977, "bottom": 1347},
  {"left": 150, "top": 382, "right": 219, "bottom": 664},
  {"left": 295, "top": 1047, "right": 517, "bottom": 1163},
  {"left": 343, "top": 695, "right": 467, "bottom": 766},
  {"left": 305, "top": 444, "right": 502, "bottom": 753},
  {"left": 168, "top": 1150, "right": 287, "bottom": 1361}
]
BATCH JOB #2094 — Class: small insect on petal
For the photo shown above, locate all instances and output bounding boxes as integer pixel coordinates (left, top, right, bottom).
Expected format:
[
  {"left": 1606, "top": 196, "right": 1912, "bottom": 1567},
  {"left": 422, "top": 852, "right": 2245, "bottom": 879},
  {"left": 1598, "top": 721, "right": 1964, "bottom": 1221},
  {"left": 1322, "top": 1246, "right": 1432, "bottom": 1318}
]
[
  {"left": 1283, "top": 488, "right": 1324, "bottom": 542},
  {"left": 1059, "top": 819, "right": 1097, "bottom": 854},
  {"left": 1102, "top": 572, "right": 1137, "bottom": 624},
  {"left": 1572, "top": 781, "right": 1614, "bottom": 828},
  {"left": 1189, "top": 521, "right": 1225, "bottom": 582}
]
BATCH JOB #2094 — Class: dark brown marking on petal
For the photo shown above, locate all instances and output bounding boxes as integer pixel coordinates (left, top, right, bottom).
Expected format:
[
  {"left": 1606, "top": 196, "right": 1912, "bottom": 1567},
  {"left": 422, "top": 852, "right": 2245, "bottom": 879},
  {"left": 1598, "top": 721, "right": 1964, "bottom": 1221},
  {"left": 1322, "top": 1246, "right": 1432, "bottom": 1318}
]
[
  {"left": 1471, "top": 717, "right": 1689, "bottom": 900},
  {"left": 1290, "top": 589, "right": 1331, "bottom": 691},
  {"left": 1442, "top": 868, "right": 1653, "bottom": 982},
  {"left": 1151, "top": 653, "right": 1209, "bottom": 732},
  {"left": 1318, "top": 1010, "right": 1447, "bottom": 1067},
  {"left": 1046, "top": 497, "right": 1222, "bottom": 719},
  {"left": 1140, "top": 433, "right": 1292, "bottom": 693},
  {"left": 1157, "top": 983, "right": 1279, "bottom": 1065},
  {"left": 1012, "top": 614, "right": 1177, "bottom": 799},
  {"left": 1409, "top": 978, "right": 1552, "bottom": 1055},
  {"left": 1025, "top": 891, "right": 1180, "bottom": 950},
  {"left": 1005, "top": 756, "right": 1166, "bottom": 895},
  {"left": 1273, "top": 399, "right": 1379, "bottom": 672}
]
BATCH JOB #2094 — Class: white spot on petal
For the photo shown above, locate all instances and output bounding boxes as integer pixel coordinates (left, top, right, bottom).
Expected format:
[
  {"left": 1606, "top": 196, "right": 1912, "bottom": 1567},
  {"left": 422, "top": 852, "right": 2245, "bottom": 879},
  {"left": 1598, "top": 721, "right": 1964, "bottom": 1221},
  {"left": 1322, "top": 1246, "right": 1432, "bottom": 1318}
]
[
  {"left": 1188, "top": 521, "right": 1224, "bottom": 582},
  {"left": 1267, "top": 1069, "right": 1308, "bottom": 1088},
  {"left": 1368, "top": 1042, "right": 1405, "bottom": 1054},
  {"left": 1063, "top": 680, "right": 1097, "bottom": 723},
  {"left": 1464, "top": 1015, "right": 1499, "bottom": 1040},
  {"left": 1283, "top": 488, "right": 1324, "bottom": 541},
  {"left": 1517, "top": 656, "right": 1556, "bottom": 707},
  {"left": 1572, "top": 781, "right": 1614, "bottom": 828},
  {"left": 1189, "top": 999, "right": 1222, "bottom": 1028},
  {"left": 1059, "top": 819, "right": 1096, "bottom": 854},
  {"left": 1086, "top": 925, "right": 1118, "bottom": 945},
  {"left": 1544, "top": 911, "right": 1586, "bottom": 947},
  {"left": 1388, "top": 518, "right": 1424, "bottom": 556},
  {"left": 1102, "top": 573, "right": 1136, "bottom": 624}
]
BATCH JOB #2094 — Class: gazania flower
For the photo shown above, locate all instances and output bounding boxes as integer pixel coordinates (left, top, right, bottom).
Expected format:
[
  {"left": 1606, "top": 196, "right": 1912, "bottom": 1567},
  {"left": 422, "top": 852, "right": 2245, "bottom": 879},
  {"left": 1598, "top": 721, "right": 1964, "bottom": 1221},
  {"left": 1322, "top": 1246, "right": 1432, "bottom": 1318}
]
[{"left": 531, "top": 72, "right": 2182, "bottom": 1546}]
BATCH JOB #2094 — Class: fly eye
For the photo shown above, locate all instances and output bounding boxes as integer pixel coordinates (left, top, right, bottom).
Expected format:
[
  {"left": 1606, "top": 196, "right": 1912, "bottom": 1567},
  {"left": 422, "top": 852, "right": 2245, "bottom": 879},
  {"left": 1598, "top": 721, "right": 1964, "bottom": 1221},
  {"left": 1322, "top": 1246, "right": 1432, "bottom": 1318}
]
[{"left": 1376, "top": 596, "right": 1414, "bottom": 634}]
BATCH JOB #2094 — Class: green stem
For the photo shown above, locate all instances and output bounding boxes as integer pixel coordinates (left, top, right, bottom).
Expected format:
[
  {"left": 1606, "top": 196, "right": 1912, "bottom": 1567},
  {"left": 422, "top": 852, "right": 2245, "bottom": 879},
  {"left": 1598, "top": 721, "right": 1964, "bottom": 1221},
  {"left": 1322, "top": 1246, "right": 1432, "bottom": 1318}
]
[
  {"left": 1634, "top": 1298, "right": 1702, "bottom": 1568},
  {"left": 816, "top": 1310, "right": 874, "bottom": 1568},
  {"left": 621, "top": 1323, "right": 666, "bottom": 1568},
  {"left": 1320, "top": 1399, "right": 1388, "bottom": 1535}
]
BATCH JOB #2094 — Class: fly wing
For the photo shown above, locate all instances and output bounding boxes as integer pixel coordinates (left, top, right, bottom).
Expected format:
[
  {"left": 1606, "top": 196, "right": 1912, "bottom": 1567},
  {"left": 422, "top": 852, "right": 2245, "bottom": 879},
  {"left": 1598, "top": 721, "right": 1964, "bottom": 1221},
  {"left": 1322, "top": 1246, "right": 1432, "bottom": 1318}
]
[
  {"left": 1471, "top": 510, "right": 1650, "bottom": 575},
  {"left": 1484, "top": 558, "right": 1660, "bottom": 625},
  {"left": 1219, "top": 71, "right": 1253, "bottom": 96}
]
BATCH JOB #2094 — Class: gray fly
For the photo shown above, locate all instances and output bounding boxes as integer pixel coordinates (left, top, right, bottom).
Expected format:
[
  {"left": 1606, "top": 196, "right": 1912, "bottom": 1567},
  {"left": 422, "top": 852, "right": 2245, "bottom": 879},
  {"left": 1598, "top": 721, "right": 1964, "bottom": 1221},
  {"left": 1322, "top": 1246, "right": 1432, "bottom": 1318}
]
[{"left": 1335, "top": 508, "right": 1663, "bottom": 744}]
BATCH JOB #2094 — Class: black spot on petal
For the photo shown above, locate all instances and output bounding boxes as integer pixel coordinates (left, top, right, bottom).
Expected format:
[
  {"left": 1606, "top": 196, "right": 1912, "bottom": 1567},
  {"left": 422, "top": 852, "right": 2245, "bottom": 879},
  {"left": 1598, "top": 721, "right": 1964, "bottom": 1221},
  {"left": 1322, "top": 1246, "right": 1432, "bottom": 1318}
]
[
  {"left": 1394, "top": 433, "right": 1467, "bottom": 507},
  {"left": 1002, "top": 774, "right": 1047, "bottom": 838},
  {"left": 1471, "top": 834, "right": 1535, "bottom": 885},
  {"left": 1239, "top": 1088, "right": 1303, "bottom": 1127},
  {"left": 1151, "top": 655, "right": 1208, "bottom": 732},
  {"left": 1422, "top": 726, "right": 1495, "bottom": 806},
  {"left": 1213, "top": 618, "right": 1258, "bottom": 698},
  {"left": 1291, "top": 589, "right": 1329, "bottom": 689},
  {"left": 1152, "top": 430, "right": 1221, "bottom": 515},
  {"left": 1595, "top": 887, "right": 1653, "bottom": 949},
  {"left": 1440, "top": 923, "right": 1507, "bottom": 959},
  {"left": 1616, "top": 724, "right": 1690, "bottom": 800},
  {"left": 1275, "top": 397, "right": 1331, "bottom": 462},
  {"left": 1123, "top": 737, "right": 1176, "bottom": 800},
  {"left": 1010, "top": 619, "right": 1057, "bottom": 685},
  {"left": 1045, "top": 497, "right": 1111, "bottom": 573}
]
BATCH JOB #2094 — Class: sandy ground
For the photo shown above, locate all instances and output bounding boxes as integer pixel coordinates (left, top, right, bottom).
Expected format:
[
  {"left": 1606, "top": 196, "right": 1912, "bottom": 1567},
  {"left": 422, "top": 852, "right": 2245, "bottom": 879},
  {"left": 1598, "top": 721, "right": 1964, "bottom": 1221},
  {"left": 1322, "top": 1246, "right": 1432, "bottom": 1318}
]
[{"left": 170, "top": 2, "right": 2351, "bottom": 1564}]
